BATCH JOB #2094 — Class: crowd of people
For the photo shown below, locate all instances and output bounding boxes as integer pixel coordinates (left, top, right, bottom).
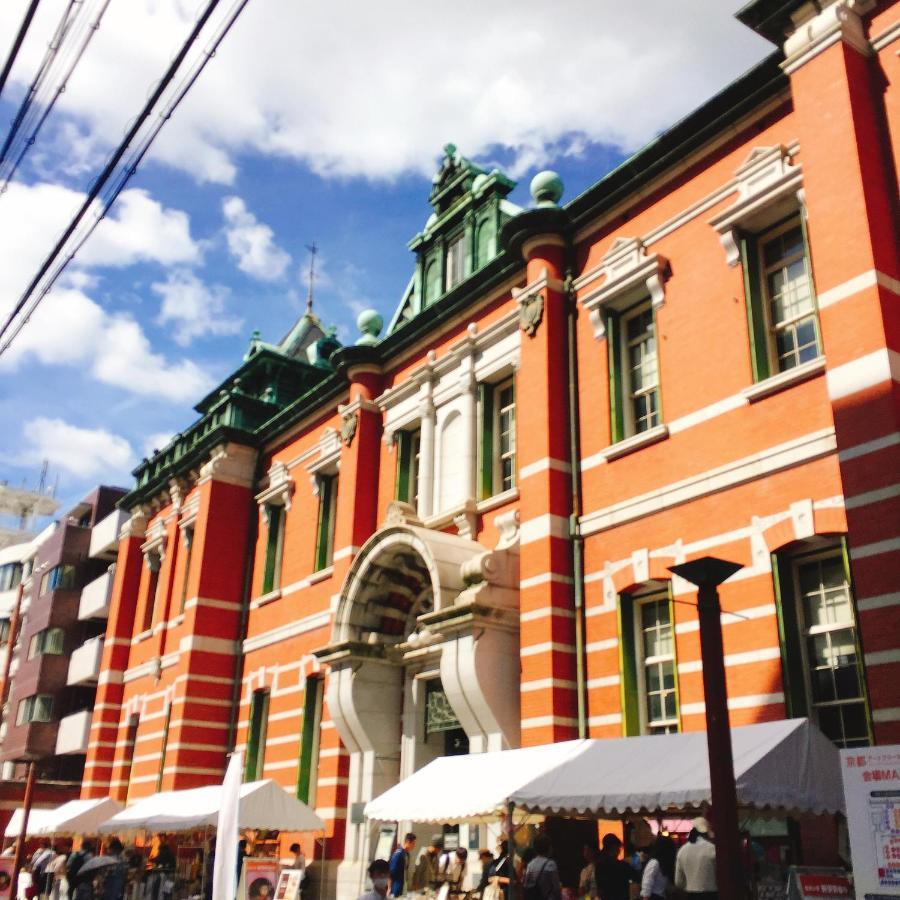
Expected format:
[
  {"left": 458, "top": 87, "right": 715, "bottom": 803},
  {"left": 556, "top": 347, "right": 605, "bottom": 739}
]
[{"left": 364, "top": 817, "right": 720, "bottom": 900}]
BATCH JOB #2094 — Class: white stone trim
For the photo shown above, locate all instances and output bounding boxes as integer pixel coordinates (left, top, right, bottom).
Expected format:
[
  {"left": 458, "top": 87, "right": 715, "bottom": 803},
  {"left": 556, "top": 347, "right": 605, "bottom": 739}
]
[
  {"left": 826, "top": 348, "right": 900, "bottom": 400},
  {"left": 520, "top": 715, "right": 579, "bottom": 729},
  {"left": 306, "top": 428, "right": 342, "bottom": 493},
  {"left": 680, "top": 692, "right": 784, "bottom": 716},
  {"left": 255, "top": 460, "right": 295, "bottom": 510},
  {"left": 816, "top": 268, "right": 900, "bottom": 309},
  {"left": 243, "top": 610, "right": 332, "bottom": 654},
  {"left": 844, "top": 482, "right": 900, "bottom": 510},
  {"left": 178, "top": 635, "right": 238, "bottom": 655},
  {"left": 580, "top": 428, "right": 837, "bottom": 535},
  {"left": 677, "top": 646, "right": 781, "bottom": 674},
  {"left": 585, "top": 637, "right": 619, "bottom": 653},
  {"left": 667, "top": 393, "right": 747, "bottom": 435},
  {"left": 520, "top": 678, "right": 578, "bottom": 693},
  {"left": 590, "top": 424, "right": 669, "bottom": 464},
  {"left": 781, "top": 0, "right": 874, "bottom": 74},
  {"left": 519, "top": 457, "right": 571, "bottom": 480},
  {"left": 587, "top": 713, "right": 623, "bottom": 727},
  {"left": 674, "top": 604, "right": 777, "bottom": 634},
  {"left": 872, "top": 707, "right": 900, "bottom": 723},
  {"left": 865, "top": 649, "right": 900, "bottom": 667},
  {"left": 838, "top": 431, "right": 900, "bottom": 463},
  {"left": 520, "top": 606, "right": 575, "bottom": 623},
  {"left": 871, "top": 18, "right": 900, "bottom": 50},
  {"left": 742, "top": 357, "right": 826, "bottom": 402},
  {"left": 520, "top": 572, "right": 574, "bottom": 590},
  {"left": 519, "top": 514, "right": 570, "bottom": 545},
  {"left": 520, "top": 641, "right": 576, "bottom": 657},
  {"left": 586, "top": 675, "right": 621, "bottom": 689},
  {"left": 580, "top": 237, "right": 669, "bottom": 340},
  {"left": 850, "top": 536, "right": 900, "bottom": 560},
  {"left": 858, "top": 592, "right": 900, "bottom": 612}
]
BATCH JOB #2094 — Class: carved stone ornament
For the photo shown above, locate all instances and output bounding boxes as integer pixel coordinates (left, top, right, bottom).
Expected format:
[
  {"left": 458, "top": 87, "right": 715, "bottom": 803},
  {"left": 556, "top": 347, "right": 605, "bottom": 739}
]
[
  {"left": 518, "top": 291, "right": 544, "bottom": 337},
  {"left": 340, "top": 412, "right": 359, "bottom": 446}
]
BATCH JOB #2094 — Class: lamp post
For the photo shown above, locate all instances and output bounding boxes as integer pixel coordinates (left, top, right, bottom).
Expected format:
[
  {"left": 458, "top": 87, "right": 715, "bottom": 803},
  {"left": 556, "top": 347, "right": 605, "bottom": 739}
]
[{"left": 668, "top": 556, "right": 743, "bottom": 900}]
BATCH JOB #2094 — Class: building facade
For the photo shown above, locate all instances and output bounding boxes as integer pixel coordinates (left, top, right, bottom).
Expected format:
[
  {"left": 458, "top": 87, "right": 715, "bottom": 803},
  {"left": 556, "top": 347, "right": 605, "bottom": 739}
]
[{"left": 83, "top": 0, "right": 899, "bottom": 896}]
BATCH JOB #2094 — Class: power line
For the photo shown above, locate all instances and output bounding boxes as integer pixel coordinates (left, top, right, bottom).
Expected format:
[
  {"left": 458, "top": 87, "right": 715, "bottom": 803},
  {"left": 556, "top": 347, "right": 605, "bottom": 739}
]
[
  {"left": 0, "top": 0, "right": 91, "bottom": 183},
  {"left": 0, "top": 0, "right": 254, "bottom": 357},
  {"left": 0, "top": 0, "right": 42, "bottom": 102}
]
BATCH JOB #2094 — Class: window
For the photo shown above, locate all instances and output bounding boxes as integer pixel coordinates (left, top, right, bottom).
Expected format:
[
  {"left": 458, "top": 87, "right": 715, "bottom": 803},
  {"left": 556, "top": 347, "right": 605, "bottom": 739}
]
[
  {"left": 618, "top": 588, "right": 679, "bottom": 736},
  {"left": 608, "top": 301, "right": 660, "bottom": 442},
  {"left": 40, "top": 564, "right": 76, "bottom": 595},
  {"left": 28, "top": 627, "right": 65, "bottom": 659},
  {"left": 156, "top": 703, "right": 172, "bottom": 792},
  {"left": 424, "top": 260, "right": 441, "bottom": 306},
  {"left": 445, "top": 234, "right": 466, "bottom": 291},
  {"left": 479, "top": 377, "right": 516, "bottom": 498},
  {"left": 16, "top": 694, "right": 53, "bottom": 725},
  {"left": 636, "top": 596, "right": 678, "bottom": 734},
  {"left": 396, "top": 429, "right": 422, "bottom": 509},
  {"left": 774, "top": 544, "right": 869, "bottom": 748},
  {"left": 179, "top": 527, "right": 194, "bottom": 613},
  {"left": 314, "top": 475, "right": 338, "bottom": 571},
  {"left": 245, "top": 689, "right": 270, "bottom": 782},
  {"left": 0, "top": 563, "right": 22, "bottom": 592},
  {"left": 261, "top": 505, "right": 286, "bottom": 594},
  {"left": 0, "top": 619, "right": 9, "bottom": 643},
  {"left": 475, "top": 219, "right": 492, "bottom": 269},
  {"left": 141, "top": 553, "right": 161, "bottom": 633},
  {"left": 297, "top": 676, "right": 323, "bottom": 805},
  {"left": 122, "top": 714, "right": 139, "bottom": 798},
  {"left": 741, "top": 216, "right": 820, "bottom": 381}
]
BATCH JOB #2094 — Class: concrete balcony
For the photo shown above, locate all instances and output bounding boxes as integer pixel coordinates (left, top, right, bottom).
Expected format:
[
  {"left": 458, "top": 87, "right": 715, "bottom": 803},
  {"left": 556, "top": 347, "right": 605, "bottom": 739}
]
[
  {"left": 78, "top": 568, "right": 114, "bottom": 620},
  {"left": 67, "top": 637, "right": 104, "bottom": 685},
  {"left": 56, "top": 710, "right": 92, "bottom": 755},
  {"left": 89, "top": 509, "right": 128, "bottom": 560}
]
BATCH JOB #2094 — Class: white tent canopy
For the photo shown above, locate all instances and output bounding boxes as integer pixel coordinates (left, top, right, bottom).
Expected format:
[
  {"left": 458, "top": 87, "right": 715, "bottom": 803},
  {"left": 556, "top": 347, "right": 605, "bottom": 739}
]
[
  {"left": 99, "top": 779, "right": 325, "bottom": 834},
  {"left": 4, "top": 798, "right": 123, "bottom": 838},
  {"left": 365, "top": 719, "right": 844, "bottom": 824}
]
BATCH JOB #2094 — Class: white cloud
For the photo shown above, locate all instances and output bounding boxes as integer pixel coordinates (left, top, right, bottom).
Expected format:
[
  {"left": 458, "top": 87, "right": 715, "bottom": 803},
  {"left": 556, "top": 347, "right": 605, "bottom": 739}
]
[
  {"left": 20, "top": 417, "right": 134, "bottom": 479},
  {"left": 0, "top": 287, "right": 215, "bottom": 402},
  {"left": 143, "top": 431, "right": 175, "bottom": 457},
  {"left": 0, "top": 1, "right": 770, "bottom": 183},
  {"left": 222, "top": 197, "right": 290, "bottom": 280},
  {"left": 153, "top": 269, "right": 243, "bottom": 345}
]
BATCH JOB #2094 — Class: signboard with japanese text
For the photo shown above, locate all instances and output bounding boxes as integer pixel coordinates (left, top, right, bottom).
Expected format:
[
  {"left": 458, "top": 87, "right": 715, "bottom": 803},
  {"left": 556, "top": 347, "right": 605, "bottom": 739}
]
[
  {"left": 274, "top": 869, "right": 303, "bottom": 900},
  {"left": 841, "top": 745, "right": 900, "bottom": 898},
  {"left": 788, "top": 867, "right": 853, "bottom": 900}
]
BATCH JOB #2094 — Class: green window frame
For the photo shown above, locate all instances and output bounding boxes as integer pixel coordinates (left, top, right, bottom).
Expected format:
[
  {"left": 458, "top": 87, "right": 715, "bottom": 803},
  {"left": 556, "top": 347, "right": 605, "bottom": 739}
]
[
  {"left": 28, "top": 627, "right": 65, "bottom": 659},
  {"left": 245, "top": 689, "right": 270, "bottom": 782},
  {"left": 17, "top": 694, "right": 53, "bottom": 725},
  {"left": 618, "top": 585, "right": 680, "bottom": 736},
  {"left": 156, "top": 703, "right": 172, "bottom": 791},
  {"left": 445, "top": 232, "right": 467, "bottom": 291},
  {"left": 40, "top": 563, "right": 77, "bottom": 595},
  {"left": 478, "top": 377, "right": 516, "bottom": 499},
  {"left": 395, "top": 429, "right": 421, "bottom": 509},
  {"left": 741, "top": 213, "right": 820, "bottom": 382},
  {"left": 314, "top": 475, "right": 338, "bottom": 572},
  {"left": 607, "top": 300, "right": 661, "bottom": 443},
  {"left": 772, "top": 540, "right": 870, "bottom": 748},
  {"left": 141, "top": 553, "right": 161, "bottom": 633},
  {"left": 261, "top": 504, "right": 286, "bottom": 595},
  {"left": 296, "top": 676, "right": 324, "bottom": 805}
]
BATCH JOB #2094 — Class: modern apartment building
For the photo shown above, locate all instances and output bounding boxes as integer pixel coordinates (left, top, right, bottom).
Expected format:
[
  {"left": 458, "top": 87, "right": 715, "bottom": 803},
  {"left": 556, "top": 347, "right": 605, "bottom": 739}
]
[
  {"left": 82, "top": 0, "right": 899, "bottom": 897},
  {"left": 0, "top": 487, "right": 125, "bottom": 827}
]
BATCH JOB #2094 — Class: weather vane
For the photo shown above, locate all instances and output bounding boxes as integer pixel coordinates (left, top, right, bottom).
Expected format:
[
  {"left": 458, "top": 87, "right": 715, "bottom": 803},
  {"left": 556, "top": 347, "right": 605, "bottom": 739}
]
[{"left": 305, "top": 242, "right": 317, "bottom": 313}]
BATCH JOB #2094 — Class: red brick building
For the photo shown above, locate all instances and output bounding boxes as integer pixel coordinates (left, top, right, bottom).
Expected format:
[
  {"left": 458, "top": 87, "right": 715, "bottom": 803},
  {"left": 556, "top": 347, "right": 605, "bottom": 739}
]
[{"left": 83, "top": 0, "right": 899, "bottom": 895}]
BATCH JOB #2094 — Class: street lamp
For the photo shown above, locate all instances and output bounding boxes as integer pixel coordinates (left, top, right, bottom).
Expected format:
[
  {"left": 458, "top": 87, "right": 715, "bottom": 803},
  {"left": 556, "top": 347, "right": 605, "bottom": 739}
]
[{"left": 669, "top": 556, "right": 743, "bottom": 900}]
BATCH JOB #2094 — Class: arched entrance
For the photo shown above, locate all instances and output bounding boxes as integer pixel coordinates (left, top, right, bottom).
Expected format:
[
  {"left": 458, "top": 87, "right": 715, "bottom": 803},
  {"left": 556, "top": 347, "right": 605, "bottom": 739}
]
[{"left": 315, "top": 503, "right": 520, "bottom": 899}]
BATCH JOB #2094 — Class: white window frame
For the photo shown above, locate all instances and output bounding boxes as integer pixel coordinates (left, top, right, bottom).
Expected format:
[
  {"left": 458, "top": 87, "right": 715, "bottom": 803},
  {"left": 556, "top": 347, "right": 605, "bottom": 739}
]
[
  {"left": 792, "top": 547, "right": 868, "bottom": 748},
  {"left": 758, "top": 216, "right": 820, "bottom": 374},
  {"left": 634, "top": 591, "right": 679, "bottom": 735},
  {"left": 445, "top": 233, "right": 466, "bottom": 291},
  {"left": 493, "top": 377, "right": 516, "bottom": 494},
  {"left": 620, "top": 301, "right": 660, "bottom": 438}
]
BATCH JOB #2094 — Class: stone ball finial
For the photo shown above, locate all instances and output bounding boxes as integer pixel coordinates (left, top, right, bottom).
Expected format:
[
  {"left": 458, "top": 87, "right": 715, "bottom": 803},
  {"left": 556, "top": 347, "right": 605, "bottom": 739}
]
[
  {"left": 356, "top": 309, "right": 384, "bottom": 347},
  {"left": 530, "top": 170, "right": 564, "bottom": 206}
]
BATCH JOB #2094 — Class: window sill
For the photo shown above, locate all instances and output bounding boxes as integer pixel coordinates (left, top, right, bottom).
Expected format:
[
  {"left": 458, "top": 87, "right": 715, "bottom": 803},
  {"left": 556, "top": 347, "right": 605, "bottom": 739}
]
[
  {"left": 599, "top": 424, "right": 669, "bottom": 462},
  {"left": 476, "top": 487, "right": 519, "bottom": 514},
  {"left": 134, "top": 629, "right": 152, "bottom": 643},
  {"left": 308, "top": 566, "right": 334, "bottom": 585},
  {"left": 742, "top": 356, "right": 826, "bottom": 402},
  {"left": 255, "top": 588, "right": 282, "bottom": 608}
]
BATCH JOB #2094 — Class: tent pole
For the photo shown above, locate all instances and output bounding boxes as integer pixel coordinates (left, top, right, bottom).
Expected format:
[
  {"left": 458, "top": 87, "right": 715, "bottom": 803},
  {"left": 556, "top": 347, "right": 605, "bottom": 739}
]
[
  {"left": 506, "top": 802, "right": 516, "bottom": 900},
  {"left": 12, "top": 760, "right": 36, "bottom": 897}
]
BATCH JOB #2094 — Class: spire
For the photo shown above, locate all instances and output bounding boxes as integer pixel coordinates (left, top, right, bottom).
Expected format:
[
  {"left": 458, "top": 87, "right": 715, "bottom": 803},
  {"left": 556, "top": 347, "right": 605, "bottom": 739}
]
[{"left": 305, "top": 242, "right": 317, "bottom": 314}]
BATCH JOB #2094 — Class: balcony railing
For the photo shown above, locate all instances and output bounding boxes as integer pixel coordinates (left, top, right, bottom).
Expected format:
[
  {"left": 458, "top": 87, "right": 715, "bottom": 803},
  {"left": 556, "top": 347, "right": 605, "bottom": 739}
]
[
  {"left": 78, "top": 568, "right": 114, "bottom": 620},
  {"left": 55, "top": 709, "right": 92, "bottom": 755},
  {"left": 67, "top": 637, "right": 104, "bottom": 685},
  {"left": 89, "top": 509, "right": 128, "bottom": 560}
]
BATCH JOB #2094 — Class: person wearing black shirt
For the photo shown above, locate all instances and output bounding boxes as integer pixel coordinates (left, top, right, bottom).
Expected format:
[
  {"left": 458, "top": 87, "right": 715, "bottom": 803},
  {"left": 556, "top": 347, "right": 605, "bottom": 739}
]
[{"left": 594, "top": 834, "right": 638, "bottom": 900}]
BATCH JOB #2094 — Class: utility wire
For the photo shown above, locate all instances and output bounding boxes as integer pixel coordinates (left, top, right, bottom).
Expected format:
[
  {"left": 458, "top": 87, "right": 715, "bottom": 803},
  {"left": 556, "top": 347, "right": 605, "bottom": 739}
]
[
  {"left": 0, "top": 0, "right": 95, "bottom": 184},
  {"left": 0, "top": 0, "right": 254, "bottom": 356},
  {"left": 0, "top": 0, "right": 42, "bottom": 102}
]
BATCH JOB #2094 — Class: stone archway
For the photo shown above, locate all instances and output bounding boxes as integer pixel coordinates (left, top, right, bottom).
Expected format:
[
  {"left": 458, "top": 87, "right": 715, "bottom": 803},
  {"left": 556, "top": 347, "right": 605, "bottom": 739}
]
[{"left": 315, "top": 503, "right": 520, "bottom": 900}]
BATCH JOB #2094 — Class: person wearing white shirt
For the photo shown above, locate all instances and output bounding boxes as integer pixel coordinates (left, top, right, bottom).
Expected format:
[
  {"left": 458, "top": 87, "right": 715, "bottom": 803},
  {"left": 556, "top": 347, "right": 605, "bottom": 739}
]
[
  {"left": 675, "top": 818, "right": 717, "bottom": 900},
  {"left": 640, "top": 836, "right": 676, "bottom": 900}
]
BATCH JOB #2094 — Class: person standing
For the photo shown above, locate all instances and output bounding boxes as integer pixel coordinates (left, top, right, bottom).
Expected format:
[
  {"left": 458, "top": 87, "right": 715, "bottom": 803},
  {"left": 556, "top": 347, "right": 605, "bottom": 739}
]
[
  {"left": 389, "top": 833, "right": 416, "bottom": 897},
  {"left": 66, "top": 840, "right": 96, "bottom": 900},
  {"left": 412, "top": 836, "right": 443, "bottom": 891},
  {"left": 100, "top": 838, "right": 128, "bottom": 900},
  {"left": 359, "top": 859, "right": 392, "bottom": 900},
  {"left": 674, "top": 819, "right": 717, "bottom": 900},
  {"left": 640, "top": 836, "right": 676, "bottom": 900},
  {"left": 594, "top": 834, "right": 638, "bottom": 900},
  {"left": 523, "top": 835, "right": 561, "bottom": 900},
  {"left": 579, "top": 844, "right": 599, "bottom": 899}
]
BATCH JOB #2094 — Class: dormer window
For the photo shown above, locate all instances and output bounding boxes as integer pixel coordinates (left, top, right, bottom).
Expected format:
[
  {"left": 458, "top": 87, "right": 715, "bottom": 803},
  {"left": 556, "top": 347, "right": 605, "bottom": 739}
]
[{"left": 445, "top": 234, "right": 466, "bottom": 291}]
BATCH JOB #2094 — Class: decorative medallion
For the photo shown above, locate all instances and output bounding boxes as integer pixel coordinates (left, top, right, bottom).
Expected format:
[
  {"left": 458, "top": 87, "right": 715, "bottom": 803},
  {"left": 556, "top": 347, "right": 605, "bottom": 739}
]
[
  {"left": 340, "top": 412, "right": 358, "bottom": 446},
  {"left": 518, "top": 291, "right": 544, "bottom": 337}
]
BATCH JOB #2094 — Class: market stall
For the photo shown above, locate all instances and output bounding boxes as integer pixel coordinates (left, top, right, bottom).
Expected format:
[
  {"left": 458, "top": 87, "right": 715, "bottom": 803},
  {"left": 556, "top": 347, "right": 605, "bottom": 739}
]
[{"left": 364, "top": 718, "right": 844, "bottom": 822}]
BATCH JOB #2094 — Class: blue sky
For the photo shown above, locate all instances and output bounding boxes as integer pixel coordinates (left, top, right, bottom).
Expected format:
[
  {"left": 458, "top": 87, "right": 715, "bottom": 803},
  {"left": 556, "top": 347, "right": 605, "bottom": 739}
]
[{"left": 0, "top": 0, "right": 771, "bottom": 522}]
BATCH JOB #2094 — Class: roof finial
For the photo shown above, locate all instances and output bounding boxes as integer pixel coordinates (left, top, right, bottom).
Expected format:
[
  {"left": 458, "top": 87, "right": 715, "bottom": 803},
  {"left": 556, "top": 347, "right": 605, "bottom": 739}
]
[{"left": 305, "top": 242, "right": 318, "bottom": 313}]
